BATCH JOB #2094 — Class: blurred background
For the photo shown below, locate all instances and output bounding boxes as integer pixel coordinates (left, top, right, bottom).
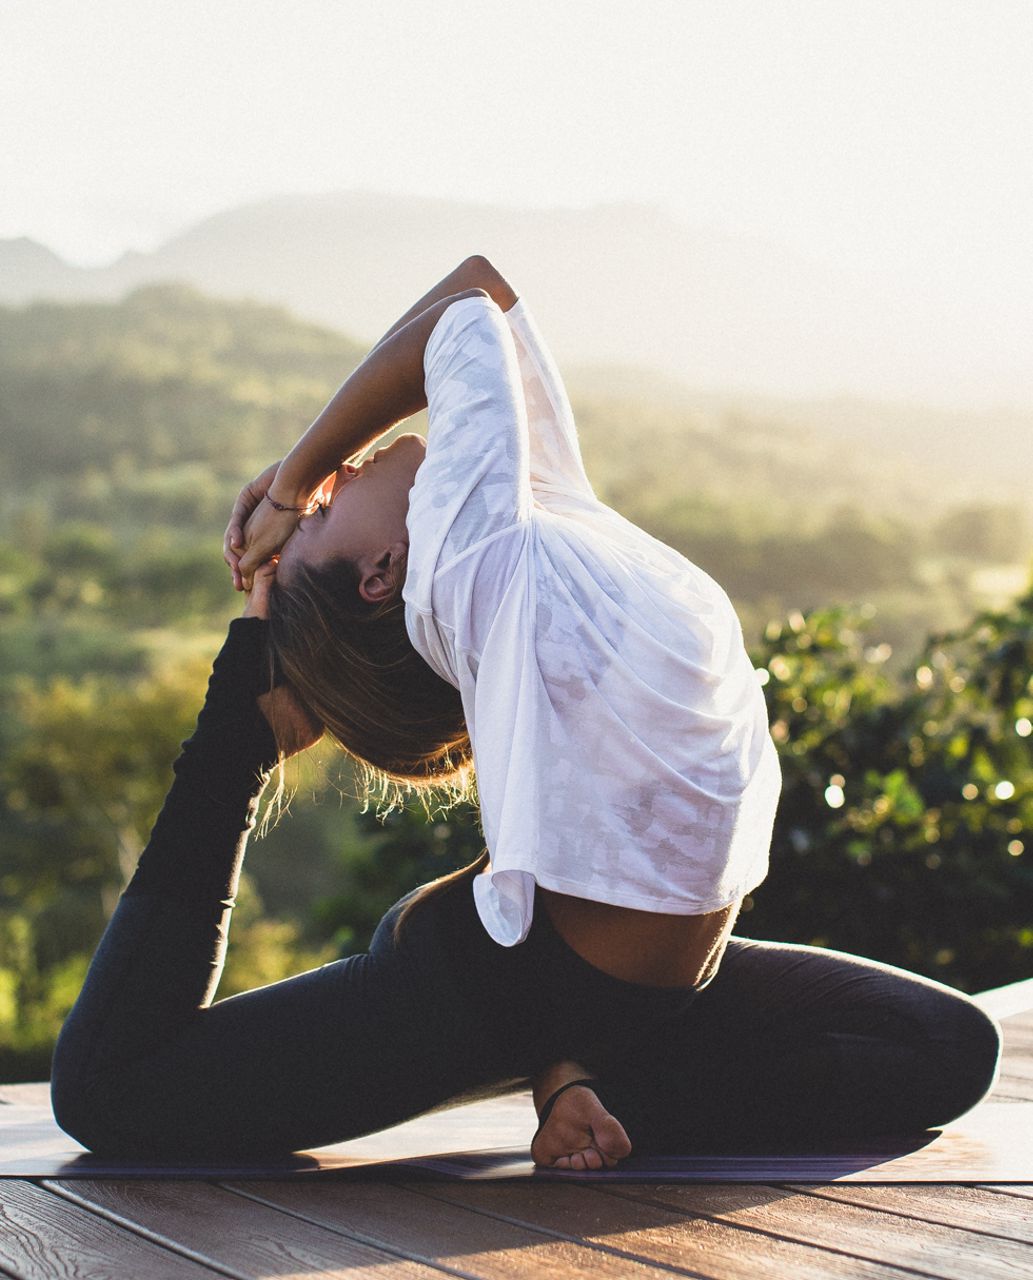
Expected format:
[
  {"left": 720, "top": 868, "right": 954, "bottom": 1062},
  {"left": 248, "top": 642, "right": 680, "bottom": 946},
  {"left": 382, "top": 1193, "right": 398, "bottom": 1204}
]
[{"left": 1, "top": 0, "right": 1031, "bottom": 1080}]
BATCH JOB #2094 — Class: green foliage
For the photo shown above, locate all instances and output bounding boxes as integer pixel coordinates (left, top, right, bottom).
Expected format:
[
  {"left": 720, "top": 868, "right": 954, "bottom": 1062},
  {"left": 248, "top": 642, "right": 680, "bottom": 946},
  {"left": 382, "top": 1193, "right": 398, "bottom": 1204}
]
[
  {"left": 0, "top": 283, "right": 365, "bottom": 482},
  {"left": 741, "top": 589, "right": 1033, "bottom": 991},
  {"left": 1, "top": 284, "right": 1032, "bottom": 1080},
  {"left": 326, "top": 588, "right": 1033, "bottom": 995},
  {"left": 933, "top": 503, "right": 1029, "bottom": 563},
  {"left": 310, "top": 804, "right": 486, "bottom": 955}
]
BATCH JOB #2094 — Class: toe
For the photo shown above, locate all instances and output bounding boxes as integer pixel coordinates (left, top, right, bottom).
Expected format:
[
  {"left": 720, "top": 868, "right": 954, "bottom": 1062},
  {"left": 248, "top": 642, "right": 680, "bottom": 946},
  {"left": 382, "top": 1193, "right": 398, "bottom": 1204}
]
[{"left": 596, "top": 1114, "right": 632, "bottom": 1161}]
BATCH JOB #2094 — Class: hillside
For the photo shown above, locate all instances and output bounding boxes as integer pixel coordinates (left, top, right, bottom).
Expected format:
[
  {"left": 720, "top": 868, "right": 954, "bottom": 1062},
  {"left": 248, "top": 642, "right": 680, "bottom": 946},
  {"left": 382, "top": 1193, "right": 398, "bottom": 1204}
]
[
  {"left": 4, "top": 191, "right": 1032, "bottom": 413},
  {"left": 0, "top": 283, "right": 1030, "bottom": 1079},
  {"left": 1, "top": 285, "right": 1028, "bottom": 668}
]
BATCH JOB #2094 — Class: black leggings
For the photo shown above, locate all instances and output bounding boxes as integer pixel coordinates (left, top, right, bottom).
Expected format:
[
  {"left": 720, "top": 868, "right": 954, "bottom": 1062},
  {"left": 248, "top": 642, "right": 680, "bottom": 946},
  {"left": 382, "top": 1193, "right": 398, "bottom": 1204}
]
[{"left": 51, "top": 621, "right": 1003, "bottom": 1159}]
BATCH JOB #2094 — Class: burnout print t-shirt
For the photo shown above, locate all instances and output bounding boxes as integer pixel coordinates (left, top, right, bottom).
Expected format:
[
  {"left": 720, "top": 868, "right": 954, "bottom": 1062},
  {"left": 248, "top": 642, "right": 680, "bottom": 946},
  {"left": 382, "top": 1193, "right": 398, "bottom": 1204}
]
[{"left": 404, "top": 295, "right": 782, "bottom": 946}]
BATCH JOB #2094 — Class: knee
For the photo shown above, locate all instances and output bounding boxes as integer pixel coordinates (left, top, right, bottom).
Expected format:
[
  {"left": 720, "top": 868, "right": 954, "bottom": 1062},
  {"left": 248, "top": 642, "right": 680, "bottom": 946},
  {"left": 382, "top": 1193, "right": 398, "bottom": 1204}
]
[
  {"left": 50, "top": 1066, "right": 98, "bottom": 1152},
  {"left": 925, "top": 995, "right": 1003, "bottom": 1122},
  {"left": 50, "top": 1051, "right": 100, "bottom": 1152},
  {"left": 50, "top": 1025, "right": 123, "bottom": 1155}
]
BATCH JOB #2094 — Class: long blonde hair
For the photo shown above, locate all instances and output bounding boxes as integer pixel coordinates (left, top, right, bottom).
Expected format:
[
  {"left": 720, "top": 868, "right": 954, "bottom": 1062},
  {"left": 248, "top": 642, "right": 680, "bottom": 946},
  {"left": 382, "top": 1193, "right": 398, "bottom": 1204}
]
[{"left": 266, "top": 555, "right": 474, "bottom": 809}]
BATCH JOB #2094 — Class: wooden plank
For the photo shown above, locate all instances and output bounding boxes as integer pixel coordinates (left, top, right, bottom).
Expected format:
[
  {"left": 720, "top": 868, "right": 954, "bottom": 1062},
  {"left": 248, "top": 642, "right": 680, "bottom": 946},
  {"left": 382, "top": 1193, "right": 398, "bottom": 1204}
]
[
  {"left": 994, "top": 1074, "right": 1033, "bottom": 1100},
  {"left": 975, "top": 979, "right": 1033, "bottom": 1020},
  {"left": 0, "top": 1085, "right": 49, "bottom": 1108},
  {"left": 1001, "top": 1010, "right": 1033, "bottom": 1035},
  {"left": 995, "top": 1005, "right": 1033, "bottom": 1101},
  {"left": 411, "top": 1182, "right": 931, "bottom": 1280},
  {"left": 981, "top": 1185, "right": 1033, "bottom": 1201},
  {"left": 0, "top": 1180, "right": 218, "bottom": 1280},
  {"left": 993, "top": 1055, "right": 1033, "bottom": 1081},
  {"left": 230, "top": 1179, "right": 721, "bottom": 1280},
  {"left": 999, "top": 1021, "right": 1033, "bottom": 1044},
  {"left": 597, "top": 1182, "right": 1033, "bottom": 1280},
  {"left": 47, "top": 1180, "right": 449, "bottom": 1280},
  {"left": 783, "top": 1183, "right": 1033, "bottom": 1244}
]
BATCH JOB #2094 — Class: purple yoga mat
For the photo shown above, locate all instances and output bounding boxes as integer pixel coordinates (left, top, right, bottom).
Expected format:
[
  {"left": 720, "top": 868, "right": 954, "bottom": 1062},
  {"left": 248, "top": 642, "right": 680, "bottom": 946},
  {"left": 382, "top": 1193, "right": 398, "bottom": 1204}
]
[{"left": 0, "top": 1090, "right": 1027, "bottom": 1182}]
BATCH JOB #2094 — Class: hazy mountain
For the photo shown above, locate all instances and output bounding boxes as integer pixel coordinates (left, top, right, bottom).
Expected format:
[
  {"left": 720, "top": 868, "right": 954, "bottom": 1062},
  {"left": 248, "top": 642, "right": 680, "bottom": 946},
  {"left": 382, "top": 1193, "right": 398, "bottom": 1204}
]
[{"left": 3, "top": 191, "right": 1030, "bottom": 413}]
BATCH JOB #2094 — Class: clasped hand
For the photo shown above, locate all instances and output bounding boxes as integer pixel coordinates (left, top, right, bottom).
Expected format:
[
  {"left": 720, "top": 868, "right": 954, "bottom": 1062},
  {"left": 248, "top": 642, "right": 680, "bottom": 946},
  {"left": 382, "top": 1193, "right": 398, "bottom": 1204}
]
[{"left": 223, "top": 461, "right": 335, "bottom": 591}]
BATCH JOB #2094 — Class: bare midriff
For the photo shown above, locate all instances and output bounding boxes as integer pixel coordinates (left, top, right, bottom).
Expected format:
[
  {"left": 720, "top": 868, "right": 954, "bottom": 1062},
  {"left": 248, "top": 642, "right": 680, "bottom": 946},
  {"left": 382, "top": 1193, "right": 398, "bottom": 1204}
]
[{"left": 537, "top": 888, "right": 742, "bottom": 990}]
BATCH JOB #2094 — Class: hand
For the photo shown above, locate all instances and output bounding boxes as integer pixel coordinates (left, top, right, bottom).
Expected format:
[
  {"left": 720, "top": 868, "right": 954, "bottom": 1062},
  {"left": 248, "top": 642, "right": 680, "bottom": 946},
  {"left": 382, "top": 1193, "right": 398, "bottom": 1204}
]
[
  {"left": 228, "top": 466, "right": 337, "bottom": 591},
  {"left": 224, "top": 461, "right": 281, "bottom": 591},
  {"left": 241, "top": 559, "right": 278, "bottom": 619}
]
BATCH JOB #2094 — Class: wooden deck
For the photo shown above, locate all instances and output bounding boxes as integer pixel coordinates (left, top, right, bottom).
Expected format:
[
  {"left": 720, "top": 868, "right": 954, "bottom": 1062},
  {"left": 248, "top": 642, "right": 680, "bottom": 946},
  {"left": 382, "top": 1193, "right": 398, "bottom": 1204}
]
[{"left": 2, "top": 991, "right": 1031, "bottom": 1280}]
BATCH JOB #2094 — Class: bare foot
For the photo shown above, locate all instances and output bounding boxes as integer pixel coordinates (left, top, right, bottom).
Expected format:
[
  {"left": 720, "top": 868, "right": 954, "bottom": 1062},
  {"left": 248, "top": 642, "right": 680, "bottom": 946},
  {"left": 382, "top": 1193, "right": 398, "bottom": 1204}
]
[{"left": 531, "top": 1070, "right": 632, "bottom": 1170}]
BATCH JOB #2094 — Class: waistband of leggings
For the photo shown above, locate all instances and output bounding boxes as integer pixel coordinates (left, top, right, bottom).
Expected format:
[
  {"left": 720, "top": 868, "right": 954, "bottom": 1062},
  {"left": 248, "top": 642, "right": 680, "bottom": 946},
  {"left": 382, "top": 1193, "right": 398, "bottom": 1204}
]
[
  {"left": 521, "top": 892, "right": 700, "bottom": 1017},
  {"left": 393, "top": 863, "right": 700, "bottom": 1017}
]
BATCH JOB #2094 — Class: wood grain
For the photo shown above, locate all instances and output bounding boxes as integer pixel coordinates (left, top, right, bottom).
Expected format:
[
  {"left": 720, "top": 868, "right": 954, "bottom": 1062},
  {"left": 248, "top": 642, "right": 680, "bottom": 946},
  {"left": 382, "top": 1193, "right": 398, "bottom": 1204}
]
[
  {"left": 1001, "top": 1010, "right": 1033, "bottom": 1035},
  {"left": 412, "top": 1181, "right": 931, "bottom": 1280},
  {"left": 47, "top": 1180, "right": 446, "bottom": 1280},
  {"left": 229, "top": 1179, "right": 690, "bottom": 1280},
  {"left": 598, "top": 1182, "right": 1032, "bottom": 1280},
  {"left": 782, "top": 1183, "right": 1033, "bottom": 1243},
  {"left": 0, "top": 1180, "right": 215, "bottom": 1280},
  {"left": 995, "top": 1055, "right": 1033, "bottom": 1081},
  {"left": 981, "top": 1185, "right": 1033, "bottom": 1201},
  {"left": 993, "top": 1075, "right": 1033, "bottom": 1100}
]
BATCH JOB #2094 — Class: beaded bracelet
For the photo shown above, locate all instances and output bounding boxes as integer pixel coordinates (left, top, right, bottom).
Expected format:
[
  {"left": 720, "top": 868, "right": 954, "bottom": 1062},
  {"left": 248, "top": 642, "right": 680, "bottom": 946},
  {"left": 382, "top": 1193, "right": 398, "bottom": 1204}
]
[{"left": 265, "top": 494, "right": 318, "bottom": 514}]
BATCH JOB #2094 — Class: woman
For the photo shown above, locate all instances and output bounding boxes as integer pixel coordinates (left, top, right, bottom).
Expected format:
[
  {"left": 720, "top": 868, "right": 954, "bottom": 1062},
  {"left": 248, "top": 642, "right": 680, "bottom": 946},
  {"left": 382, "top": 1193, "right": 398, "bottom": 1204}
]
[{"left": 52, "top": 258, "right": 1002, "bottom": 1169}]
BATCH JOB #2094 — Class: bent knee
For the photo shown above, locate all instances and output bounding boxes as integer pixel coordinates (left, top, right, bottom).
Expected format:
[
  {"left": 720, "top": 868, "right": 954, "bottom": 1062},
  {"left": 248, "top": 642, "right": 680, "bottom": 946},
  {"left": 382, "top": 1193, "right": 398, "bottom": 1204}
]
[
  {"left": 924, "top": 994, "right": 1003, "bottom": 1122},
  {"left": 51, "top": 1042, "right": 136, "bottom": 1156},
  {"left": 50, "top": 1073, "right": 106, "bottom": 1153}
]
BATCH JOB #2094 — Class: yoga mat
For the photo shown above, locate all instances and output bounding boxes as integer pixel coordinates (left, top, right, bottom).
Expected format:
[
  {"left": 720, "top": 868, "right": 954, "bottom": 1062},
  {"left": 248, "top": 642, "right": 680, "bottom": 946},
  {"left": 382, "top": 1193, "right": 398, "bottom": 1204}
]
[{"left": 1, "top": 1091, "right": 1030, "bottom": 1182}]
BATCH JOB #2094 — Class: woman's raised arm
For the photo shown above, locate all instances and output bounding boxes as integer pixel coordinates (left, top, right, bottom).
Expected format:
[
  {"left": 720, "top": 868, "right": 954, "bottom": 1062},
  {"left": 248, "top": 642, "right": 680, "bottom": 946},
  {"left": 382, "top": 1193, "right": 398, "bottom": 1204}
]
[
  {"left": 367, "top": 256, "right": 518, "bottom": 355},
  {"left": 228, "top": 283, "right": 492, "bottom": 587}
]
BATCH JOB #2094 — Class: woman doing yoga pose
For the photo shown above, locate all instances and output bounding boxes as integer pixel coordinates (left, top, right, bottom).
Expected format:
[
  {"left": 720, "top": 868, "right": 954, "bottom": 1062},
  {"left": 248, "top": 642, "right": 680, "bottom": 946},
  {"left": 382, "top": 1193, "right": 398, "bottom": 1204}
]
[{"left": 52, "top": 257, "right": 1002, "bottom": 1169}]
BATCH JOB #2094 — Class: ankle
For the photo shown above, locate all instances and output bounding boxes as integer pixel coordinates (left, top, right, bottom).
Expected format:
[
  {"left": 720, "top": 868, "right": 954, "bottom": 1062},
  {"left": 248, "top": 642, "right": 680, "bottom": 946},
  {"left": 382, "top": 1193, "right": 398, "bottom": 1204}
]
[{"left": 532, "top": 1060, "right": 595, "bottom": 1115}]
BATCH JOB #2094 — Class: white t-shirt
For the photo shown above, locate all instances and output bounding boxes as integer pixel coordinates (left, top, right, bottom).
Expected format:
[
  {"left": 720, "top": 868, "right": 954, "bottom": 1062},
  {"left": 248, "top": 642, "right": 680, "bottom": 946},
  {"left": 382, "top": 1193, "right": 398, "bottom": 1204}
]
[{"left": 404, "top": 295, "right": 781, "bottom": 947}]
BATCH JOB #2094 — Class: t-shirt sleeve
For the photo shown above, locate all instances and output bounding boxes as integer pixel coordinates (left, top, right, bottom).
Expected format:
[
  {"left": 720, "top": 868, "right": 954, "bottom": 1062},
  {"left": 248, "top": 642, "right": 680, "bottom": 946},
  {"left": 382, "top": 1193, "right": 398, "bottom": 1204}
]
[
  {"left": 504, "top": 299, "right": 595, "bottom": 503},
  {"left": 404, "top": 294, "right": 532, "bottom": 620}
]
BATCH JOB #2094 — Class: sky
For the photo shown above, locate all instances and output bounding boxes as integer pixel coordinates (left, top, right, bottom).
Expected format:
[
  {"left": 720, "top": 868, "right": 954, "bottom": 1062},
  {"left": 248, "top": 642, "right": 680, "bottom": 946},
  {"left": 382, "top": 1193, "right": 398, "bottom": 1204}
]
[{"left": 2, "top": 0, "right": 1031, "bottom": 394}]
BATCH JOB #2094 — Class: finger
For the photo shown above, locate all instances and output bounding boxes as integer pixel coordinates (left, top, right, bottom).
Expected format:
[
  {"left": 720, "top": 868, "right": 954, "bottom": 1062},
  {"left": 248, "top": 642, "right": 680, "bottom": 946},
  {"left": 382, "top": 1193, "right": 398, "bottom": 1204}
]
[
  {"left": 237, "top": 548, "right": 258, "bottom": 581},
  {"left": 243, "top": 564, "right": 276, "bottom": 618},
  {"left": 223, "top": 509, "right": 249, "bottom": 564},
  {"left": 222, "top": 542, "right": 243, "bottom": 591},
  {"left": 225, "top": 488, "right": 260, "bottom": 553}
]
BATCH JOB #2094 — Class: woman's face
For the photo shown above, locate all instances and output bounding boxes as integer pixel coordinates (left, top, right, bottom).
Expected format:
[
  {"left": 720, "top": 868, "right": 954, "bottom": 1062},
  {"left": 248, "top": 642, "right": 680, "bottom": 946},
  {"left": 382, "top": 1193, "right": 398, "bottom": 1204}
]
[{"left": 276, "top": 432, "right": 426, "bottom": 585}]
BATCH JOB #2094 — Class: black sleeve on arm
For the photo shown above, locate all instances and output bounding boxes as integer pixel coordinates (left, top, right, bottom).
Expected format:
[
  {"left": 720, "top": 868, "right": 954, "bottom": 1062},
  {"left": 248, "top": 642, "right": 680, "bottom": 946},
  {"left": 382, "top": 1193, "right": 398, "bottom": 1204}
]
[{"left": 124, "top": 617, "right": 280, "bottom": 909}]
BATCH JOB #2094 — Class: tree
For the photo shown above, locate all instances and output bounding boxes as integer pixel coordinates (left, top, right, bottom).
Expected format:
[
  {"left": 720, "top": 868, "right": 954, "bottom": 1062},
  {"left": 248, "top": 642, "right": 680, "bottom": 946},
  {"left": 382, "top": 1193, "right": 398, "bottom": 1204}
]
[{"left": 744, "top": 585, "right": 1033, "bottom": 990}]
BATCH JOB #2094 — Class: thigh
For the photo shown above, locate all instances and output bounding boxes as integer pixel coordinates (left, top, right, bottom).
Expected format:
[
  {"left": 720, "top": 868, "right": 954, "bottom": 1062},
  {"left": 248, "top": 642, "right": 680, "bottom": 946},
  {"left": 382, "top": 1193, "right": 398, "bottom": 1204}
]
[
  {"left": 69, "top": 890, "right": 511, "bottom": 1159},
  {"left": 604, "top": 936, "right": 1002, "bottom": 1151},
  {"left": 694, "top": 935, "right": 1000, "bottom": 1062}
]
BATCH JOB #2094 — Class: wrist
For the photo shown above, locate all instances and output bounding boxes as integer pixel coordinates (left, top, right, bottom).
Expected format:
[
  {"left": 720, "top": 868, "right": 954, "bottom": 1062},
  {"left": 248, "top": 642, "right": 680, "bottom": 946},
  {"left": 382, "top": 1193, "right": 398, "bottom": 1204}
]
[
  {"left": 270, "top": 454, "right": 329, "bottom": 512},
  {"left": 264, "top": 492, "right": 318, "bottom": 514}
]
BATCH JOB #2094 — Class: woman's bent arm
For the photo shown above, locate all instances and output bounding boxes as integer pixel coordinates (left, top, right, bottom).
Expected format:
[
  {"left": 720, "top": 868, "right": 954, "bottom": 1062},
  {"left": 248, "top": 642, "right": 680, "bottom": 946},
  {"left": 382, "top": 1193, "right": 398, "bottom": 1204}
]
[
  {"left": 235, "top": 286, "right": 489, "bottom": 582},
  {"left": 277, "top": 254, "right": 517, "bottom": 503},
  {"left": 367, "top": 256, "right": 518, "bottom": 355}
]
